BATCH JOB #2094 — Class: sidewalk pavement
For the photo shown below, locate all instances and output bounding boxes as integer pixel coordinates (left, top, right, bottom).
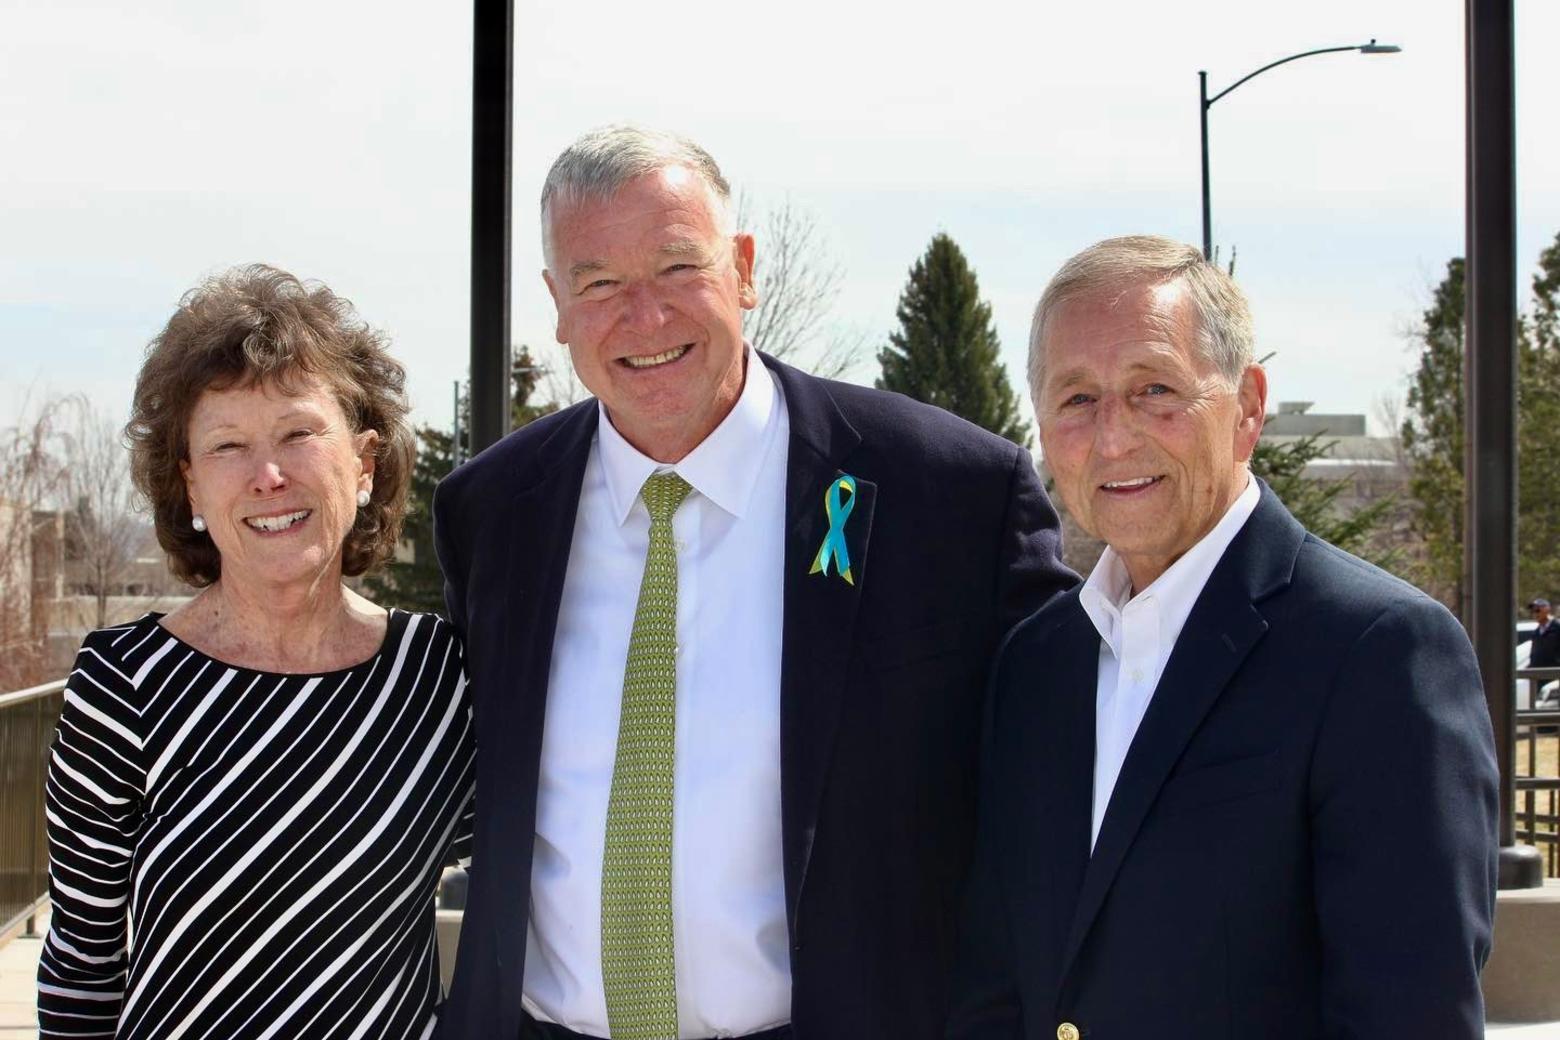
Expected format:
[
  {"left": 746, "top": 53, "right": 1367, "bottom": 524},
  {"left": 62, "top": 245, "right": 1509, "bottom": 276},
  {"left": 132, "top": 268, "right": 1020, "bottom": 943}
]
[
  {"left": 0, "top": 906, "right": 46, "bottom": 1040},
  {"left": 1493, "top": 1026, "right": 1560, "bottom": 1037},
  {"left": 1, "top": 904, "right": 1557, "bottom": 1040}
]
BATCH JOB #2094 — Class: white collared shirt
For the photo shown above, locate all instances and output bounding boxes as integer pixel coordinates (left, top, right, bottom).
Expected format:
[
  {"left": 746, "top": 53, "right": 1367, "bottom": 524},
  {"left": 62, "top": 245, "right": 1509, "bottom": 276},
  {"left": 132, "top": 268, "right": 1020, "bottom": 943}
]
[
  {"left": 524, "top": 348, "right": 793, "bottom": 1037},
  {"left": 1078, "top": 476, "right": 1260, "bottom": 849}
]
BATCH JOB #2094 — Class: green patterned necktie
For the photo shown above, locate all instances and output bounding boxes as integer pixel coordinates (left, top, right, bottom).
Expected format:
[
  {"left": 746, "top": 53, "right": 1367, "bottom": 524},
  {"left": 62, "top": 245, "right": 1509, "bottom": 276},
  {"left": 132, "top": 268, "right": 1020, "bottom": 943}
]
[{"left": 602, "top": 471, "right": 693, "bottom": 1040}]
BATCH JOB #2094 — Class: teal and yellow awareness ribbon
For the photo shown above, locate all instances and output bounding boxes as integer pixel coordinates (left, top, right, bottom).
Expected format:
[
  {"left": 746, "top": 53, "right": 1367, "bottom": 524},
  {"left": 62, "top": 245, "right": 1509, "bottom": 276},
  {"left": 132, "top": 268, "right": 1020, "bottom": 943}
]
[{"left": 809, "top": 475, "right": 858, "bottom": 585}]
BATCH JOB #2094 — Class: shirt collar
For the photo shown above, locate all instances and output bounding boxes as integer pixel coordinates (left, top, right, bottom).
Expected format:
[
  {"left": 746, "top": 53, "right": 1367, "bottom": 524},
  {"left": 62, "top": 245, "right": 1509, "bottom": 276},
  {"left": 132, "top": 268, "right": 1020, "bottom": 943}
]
[
  {"left": 1079, "top": 474, "right": 1260, "bottom": 659},
  {"left": 597, "top": 344, "right": 777, "bottom": 526}
]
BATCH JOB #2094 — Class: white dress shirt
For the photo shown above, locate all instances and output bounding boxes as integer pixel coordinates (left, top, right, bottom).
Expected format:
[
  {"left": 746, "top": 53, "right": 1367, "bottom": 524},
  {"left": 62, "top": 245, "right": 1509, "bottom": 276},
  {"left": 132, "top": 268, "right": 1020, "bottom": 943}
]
[
  {"left": 525, "top": 349, "right": 792, "bottom": 1037},
  {"left": 1078, "top": 476, "right": 1260, "bottom": 849}
]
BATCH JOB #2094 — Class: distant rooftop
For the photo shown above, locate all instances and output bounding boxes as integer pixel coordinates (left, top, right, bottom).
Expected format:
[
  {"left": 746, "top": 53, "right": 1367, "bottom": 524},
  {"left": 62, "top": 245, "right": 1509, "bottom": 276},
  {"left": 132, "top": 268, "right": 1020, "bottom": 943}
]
[{"left": 1264, "top": 401, "right": 1366, "bottom": 438}]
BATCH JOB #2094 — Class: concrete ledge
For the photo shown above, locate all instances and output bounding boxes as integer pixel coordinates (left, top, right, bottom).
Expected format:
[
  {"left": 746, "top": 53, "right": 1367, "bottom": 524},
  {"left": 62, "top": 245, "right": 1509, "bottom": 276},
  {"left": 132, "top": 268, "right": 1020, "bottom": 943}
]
[
  {"left": 433, "top": 895, "right": 1560, "bottom": 1027},
  {"left": 437, "top": 909, "right": 463, "bottom": 994},
  {"left": 1484, "top": 879, "right": 1560, "bottom": 1022}
]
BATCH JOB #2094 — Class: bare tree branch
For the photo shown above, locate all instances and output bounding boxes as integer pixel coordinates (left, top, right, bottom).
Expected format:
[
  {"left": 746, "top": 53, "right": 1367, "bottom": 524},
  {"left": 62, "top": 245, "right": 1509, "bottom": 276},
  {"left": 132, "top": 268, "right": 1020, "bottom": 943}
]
[
  {"left": 737, "top": 193, "right": 865, "bottom": 381},
  {"left": 57, "top": 397, "right": 141, "bottom": 629},
  {"left": 0, "top": 394, "right": 67, "bottom": 688},
  {"left": 538, "top": 343, "right": 590, "bottom": 408}
]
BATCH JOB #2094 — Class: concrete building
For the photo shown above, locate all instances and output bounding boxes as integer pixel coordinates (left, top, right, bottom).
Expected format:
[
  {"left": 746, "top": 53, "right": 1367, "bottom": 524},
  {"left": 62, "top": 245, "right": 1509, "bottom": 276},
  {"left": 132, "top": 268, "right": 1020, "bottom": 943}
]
[{"left": 1260, "top": 401, "right": 1407, "bottom": 517}]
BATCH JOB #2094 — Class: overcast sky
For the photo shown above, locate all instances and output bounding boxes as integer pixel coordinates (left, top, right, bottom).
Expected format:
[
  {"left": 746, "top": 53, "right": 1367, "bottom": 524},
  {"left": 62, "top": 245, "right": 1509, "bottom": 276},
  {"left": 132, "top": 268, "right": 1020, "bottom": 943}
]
[{"left": 3, "top": 0, "right": 1557, "bottom": 446}]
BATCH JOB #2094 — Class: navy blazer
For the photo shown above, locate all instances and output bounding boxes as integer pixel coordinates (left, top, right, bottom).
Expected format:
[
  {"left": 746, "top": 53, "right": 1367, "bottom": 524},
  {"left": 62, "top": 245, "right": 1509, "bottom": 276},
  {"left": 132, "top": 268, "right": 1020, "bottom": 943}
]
[
  {"left": 949, "top": 484, "right": 1499, "bottom": 1040},
  {"left": 432, "top": 354, "right": 1074, "bottom": 1040}
]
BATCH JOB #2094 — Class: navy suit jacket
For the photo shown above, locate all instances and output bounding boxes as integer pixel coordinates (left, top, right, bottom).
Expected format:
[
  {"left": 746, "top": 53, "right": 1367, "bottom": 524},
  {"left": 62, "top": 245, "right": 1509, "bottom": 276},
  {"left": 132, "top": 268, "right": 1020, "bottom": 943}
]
[
  {"left": 949, "top": 484, "right": 1499, "bottom": 1040},
  {"left": 432, "top": 354, "right": 1074, "bottom": 1039}
]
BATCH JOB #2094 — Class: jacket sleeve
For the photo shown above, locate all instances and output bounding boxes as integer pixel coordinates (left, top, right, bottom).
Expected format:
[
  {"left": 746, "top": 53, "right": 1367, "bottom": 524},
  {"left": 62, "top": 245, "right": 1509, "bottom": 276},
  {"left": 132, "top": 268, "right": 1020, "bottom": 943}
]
[
  {"left": 947, "top": 641, "right": 1026, "bottom": 1040},
  {"left": 432, "top": 476, "right": 469, "bottom": 641},
  {"left": 992, "top": 444, "right": 1077, "bottom": 642},
  {"left": 37, "top": 638, "right": 144, "bottom": 1040},
  {"left": 1308, "top": 596, "right": 1498, "bottom": 1039}
]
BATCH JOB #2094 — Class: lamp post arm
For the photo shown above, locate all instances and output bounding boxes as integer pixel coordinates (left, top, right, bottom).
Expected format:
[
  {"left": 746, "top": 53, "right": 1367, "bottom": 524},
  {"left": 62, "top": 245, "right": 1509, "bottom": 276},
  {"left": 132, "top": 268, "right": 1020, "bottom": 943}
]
[{"left": 1206, "top": 45, "right": 1366, "bottom": 107}]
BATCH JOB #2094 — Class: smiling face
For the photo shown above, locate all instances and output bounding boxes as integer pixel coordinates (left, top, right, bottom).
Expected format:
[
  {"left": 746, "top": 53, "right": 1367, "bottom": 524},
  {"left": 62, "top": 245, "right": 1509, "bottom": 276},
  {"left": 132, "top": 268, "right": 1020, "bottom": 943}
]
[
  {"left": 179, "top": 375, "right": 377, "bottom": 596},
  {"left": 542, "top": 166, "right": 757, "bottom": 462},
  {"left": 1037, "top": 277, "right": 1266, "bottom": 591}
]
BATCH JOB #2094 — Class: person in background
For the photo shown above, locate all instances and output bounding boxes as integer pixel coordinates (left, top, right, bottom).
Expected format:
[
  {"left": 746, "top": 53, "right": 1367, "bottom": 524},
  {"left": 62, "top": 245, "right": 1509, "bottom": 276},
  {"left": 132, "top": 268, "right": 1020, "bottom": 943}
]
[
  {"left": 38, "top": 265, "right": 474, "bottom": 1040},
  {"left": 949, "top": 235, "right": 1497, "bottom": 1040},
  {"left": 433, "top": 125, "right": 1074, "bottom": 1040},
  {"left": 1520, "top": 597, "right": 1560, "bottom": 667}
]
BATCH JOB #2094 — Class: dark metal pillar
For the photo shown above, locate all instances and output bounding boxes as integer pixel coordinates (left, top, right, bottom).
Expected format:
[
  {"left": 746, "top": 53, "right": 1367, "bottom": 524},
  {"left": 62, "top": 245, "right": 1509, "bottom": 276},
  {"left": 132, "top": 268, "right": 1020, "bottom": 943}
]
[
  {"left": 1466, "top": 0, "right": 1541, "bottom": 889},
  {"left": 470, "top": 0, "right": 514, "bottom": 456},
  {"left": 1199, "top": 71, "right": 1212, "bottom": 260}
]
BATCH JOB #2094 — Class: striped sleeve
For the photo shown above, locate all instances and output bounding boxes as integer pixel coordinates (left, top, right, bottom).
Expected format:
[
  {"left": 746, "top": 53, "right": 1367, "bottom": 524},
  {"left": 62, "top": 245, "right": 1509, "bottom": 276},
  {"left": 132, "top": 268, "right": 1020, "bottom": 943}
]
[
  {"left": 450, "top": 788, "right": 474, "bottom": 870},
  {"left": 447, "top": 669, "right": 475, "bottom": 870},
  {"left": 37, "top": 633, "right": 145, "bottom": 1040}
]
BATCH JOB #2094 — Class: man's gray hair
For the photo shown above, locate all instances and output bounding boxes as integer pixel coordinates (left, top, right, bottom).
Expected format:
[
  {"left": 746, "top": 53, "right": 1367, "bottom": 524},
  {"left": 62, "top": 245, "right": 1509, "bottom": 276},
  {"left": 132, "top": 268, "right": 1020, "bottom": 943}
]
[
  {"left": 540, "top": 124, "right": 734, "bottom": 267},
  {"left": 1028, "top": 235, "right": 1255, "bottom": 394}
]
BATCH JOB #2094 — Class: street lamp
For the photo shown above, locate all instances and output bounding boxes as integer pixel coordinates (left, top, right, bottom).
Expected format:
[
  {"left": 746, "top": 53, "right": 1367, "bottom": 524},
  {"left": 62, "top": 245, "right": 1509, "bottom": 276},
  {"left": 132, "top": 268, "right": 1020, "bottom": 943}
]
[{"left": 1199, "top": 39, "right": 1401, "bottom": 260}]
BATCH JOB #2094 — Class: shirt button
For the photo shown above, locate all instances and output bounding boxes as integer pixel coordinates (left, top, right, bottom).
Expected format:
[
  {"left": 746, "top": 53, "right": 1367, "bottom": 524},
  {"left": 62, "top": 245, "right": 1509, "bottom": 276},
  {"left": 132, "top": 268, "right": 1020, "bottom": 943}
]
[
  {"left": 1130, "top": 668, "right": 1144, "bottom": 684},
  {"left": 1057, "top": 1023, "right": 1081, "bottom": 1040},
  {"left": 674, "top": 540, "right": 687, "bottom": 552}
]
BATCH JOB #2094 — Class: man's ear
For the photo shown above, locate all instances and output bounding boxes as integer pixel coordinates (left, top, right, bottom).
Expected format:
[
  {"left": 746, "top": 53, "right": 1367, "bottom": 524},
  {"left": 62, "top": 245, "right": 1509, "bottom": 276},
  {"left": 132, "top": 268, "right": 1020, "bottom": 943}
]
[
  {"left": 734, "top": 233, "right": 758, "bottom": 310},
  {"left": 1233, "top": 363, "right": 1268, "bottom": 463},
  {"left": 542, "top": 269, "right": 568, "bottom": 344}
]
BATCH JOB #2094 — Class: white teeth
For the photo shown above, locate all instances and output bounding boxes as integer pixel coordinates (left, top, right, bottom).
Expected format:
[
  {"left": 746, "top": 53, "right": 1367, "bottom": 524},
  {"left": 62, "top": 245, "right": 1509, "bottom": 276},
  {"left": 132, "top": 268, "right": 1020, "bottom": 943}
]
[
  {"left": 623, "top": 345, "right": 690, "bottom": 369},
  {"left": 245, "top": 510, "right": 310, "bottom": 532},
  {"left": 1103, "top": 477, "right": 1158, "bottom": 489}
]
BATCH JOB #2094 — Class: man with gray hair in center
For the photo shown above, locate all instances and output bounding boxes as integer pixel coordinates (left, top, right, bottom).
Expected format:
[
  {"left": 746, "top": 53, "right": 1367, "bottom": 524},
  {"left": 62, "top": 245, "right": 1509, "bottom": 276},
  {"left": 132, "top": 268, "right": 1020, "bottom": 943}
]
[
  {"left": 948, "top": 235, "right": 1498, "bottom": 1039},
  {"left": 434, "top": 125, "right": 1073, "bottom": 1040}
]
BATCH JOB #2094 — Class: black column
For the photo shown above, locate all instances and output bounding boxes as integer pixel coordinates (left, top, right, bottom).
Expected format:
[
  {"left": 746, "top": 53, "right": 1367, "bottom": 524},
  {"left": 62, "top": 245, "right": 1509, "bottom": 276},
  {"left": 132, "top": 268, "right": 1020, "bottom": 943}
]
[
  {"left": 1466, "top": 0, "right": 1541, "bottom": 888},
  {"left": 469, "top": 0, "right": 513, "bottom": 456},
  {"left": 1199, "top": 71, "right": 1212, "bottom": 260}
]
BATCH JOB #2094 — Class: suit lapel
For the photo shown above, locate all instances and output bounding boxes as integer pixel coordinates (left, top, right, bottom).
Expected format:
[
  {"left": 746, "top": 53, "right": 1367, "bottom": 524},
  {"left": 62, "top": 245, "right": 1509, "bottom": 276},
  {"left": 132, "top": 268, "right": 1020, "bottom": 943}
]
[
  {"left": 1056, "top": 486, "right": 1303, "bottom": 983},
  {"left": 766, "top": 357, "right": 876, "bottom": 934},
  {"left": 1014, "top": 601, "right": 1099, "bottom": 966}
]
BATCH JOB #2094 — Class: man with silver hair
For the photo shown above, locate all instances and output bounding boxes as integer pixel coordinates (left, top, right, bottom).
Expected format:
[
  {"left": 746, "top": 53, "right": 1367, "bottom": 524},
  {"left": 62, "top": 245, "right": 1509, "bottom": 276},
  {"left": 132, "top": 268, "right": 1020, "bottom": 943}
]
[
  {"left": 434, "top": 125, "right": 1073, "bottom": 1040},
  {"left": 949, "top": 235, "right": 1497, "bottom": 1039}
]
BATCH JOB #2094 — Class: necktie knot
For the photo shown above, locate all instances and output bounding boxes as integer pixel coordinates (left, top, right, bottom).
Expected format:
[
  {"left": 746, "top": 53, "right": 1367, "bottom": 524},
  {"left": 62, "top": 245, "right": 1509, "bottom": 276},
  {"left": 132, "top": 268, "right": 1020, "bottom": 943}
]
[{"left": 641, "top": 472, "right": 693, "bottom": 524}]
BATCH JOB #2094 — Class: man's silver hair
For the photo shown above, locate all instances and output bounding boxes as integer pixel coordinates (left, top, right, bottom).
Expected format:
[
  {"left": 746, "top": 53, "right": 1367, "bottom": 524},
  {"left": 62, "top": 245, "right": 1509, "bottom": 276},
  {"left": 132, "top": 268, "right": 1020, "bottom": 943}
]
[
  {"left": 540, "top": 124, "right": 735, "bottom": 269},
  {"left": 1028, "top": 235, "right": 1255, "bottom": 396}
]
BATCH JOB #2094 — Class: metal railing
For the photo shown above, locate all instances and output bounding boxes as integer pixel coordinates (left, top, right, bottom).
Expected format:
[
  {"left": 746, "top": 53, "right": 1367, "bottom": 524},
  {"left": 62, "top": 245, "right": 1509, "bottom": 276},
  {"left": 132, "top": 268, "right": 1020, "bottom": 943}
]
[
  {"left": 0, "top": 665, "right": 1555, "bottom": 942},
  {"left": 0, "top": 679, "right": 64, "bottom": 938},
  {"left": 1514, "top": 667, "right": 1560, "bottom": 878}
]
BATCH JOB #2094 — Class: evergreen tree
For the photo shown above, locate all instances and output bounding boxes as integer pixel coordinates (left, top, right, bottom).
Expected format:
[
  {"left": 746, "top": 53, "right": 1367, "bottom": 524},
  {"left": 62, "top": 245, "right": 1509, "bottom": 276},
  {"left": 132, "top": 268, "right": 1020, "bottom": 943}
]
[
  {"left": 1250, "top": 433, "right": 1396, "bottom": 564},
  {"left": 876, "top": 233, "right": 1030, "bottom": 446},
  {"left": 362, "top": 424, "right": 457, "bottom": 613},
  {"left": 1519, "top": 233, "right": 1560, "bottom": 601},
  {"left": 510, "top": 345, "right": 558, "bottom": 430},
  {"left": 364, "top": 347, "right": 558, "bottom": 612},
  {"left": 1401, "top": 258, "right": 1467, "bottom": 615},
  {"left": 1400, "top": 238, "right": 1560, "bottom": 615}
]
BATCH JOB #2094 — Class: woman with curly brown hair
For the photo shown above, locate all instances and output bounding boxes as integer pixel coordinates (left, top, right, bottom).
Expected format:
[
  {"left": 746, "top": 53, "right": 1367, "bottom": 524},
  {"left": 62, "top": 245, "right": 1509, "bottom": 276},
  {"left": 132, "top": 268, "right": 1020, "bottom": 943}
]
[{"left": 37, "top": 264, "right": 474, "bottom": 1040}]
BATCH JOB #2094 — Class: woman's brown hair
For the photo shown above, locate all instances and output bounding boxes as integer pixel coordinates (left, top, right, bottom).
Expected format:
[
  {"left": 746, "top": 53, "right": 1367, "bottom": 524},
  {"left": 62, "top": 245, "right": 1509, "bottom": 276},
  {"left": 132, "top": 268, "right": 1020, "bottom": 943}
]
[{"left": 128, "top": 264, "right": 414, "bottom": 587}]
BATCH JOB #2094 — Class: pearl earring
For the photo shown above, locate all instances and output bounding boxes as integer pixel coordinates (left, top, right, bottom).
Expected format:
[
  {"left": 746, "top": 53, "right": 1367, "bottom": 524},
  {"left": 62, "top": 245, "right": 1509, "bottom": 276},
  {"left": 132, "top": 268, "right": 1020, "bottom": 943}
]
[
  {"left": 357, "top": 489, "right": 371, "bottom": 507},
  {"left": 191, "top": 514, "right": 207, "bottom": 533}
]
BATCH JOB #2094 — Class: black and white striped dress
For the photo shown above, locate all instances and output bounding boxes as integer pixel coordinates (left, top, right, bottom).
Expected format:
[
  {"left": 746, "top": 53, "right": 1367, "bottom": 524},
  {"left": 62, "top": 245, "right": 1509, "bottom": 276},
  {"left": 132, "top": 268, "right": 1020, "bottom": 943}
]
[{"left": 37, "top": 609, "right": 475, "bottom": 1040}]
